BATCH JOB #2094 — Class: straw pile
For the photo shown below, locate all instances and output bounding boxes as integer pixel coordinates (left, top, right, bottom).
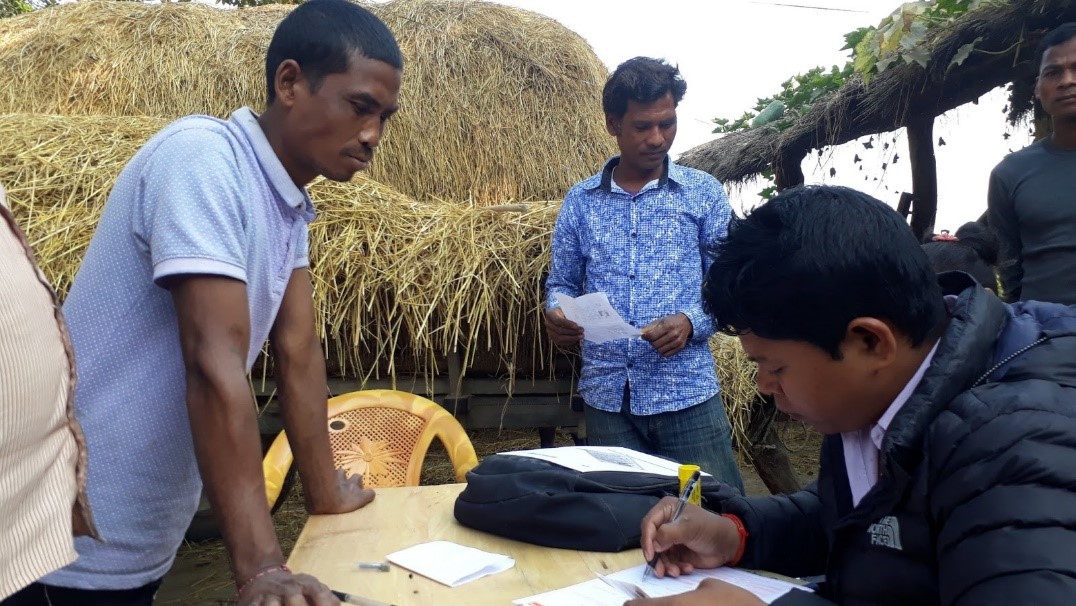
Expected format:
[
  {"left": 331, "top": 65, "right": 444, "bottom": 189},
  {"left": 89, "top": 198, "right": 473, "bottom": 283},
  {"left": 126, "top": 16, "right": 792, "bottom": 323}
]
[
  {"left": 0, "top": 112, "right": 556, "bottom": 382},
  {"left": 366, "top": 0, "right": 616, "bottom": 203},
  {"left": 0, "top": 0, "right": 616, "bottom": 204},
  {"left": 0, "top": 2, "right": 271, "bottom": 119},
  {"left": 711, "top": 335, "right": 760, "bottom": 454},
  {"left": 0, "top": 113, "right": 169, "bottom": 295},
  {"left": 1, "top": 111, "right": 760, "bottom": 434}
]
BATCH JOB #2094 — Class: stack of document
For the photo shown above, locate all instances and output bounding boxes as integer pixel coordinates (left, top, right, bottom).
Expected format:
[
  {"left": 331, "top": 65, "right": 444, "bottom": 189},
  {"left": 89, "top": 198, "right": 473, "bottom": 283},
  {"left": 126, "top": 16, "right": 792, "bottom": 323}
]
[
  {"left": 515, "top": 564, "right": 812, "bottom": 605},
  {"left": 501, "top": 445, "right": 712, "bottom": 478},
  {"left": 385, "top": 540, "right": 514, "bottom": 587}
]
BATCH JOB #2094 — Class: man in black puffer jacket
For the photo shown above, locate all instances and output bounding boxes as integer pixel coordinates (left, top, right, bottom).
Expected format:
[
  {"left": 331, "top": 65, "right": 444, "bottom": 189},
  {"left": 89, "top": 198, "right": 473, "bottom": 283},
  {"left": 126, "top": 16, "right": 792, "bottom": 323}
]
[{"left": 630, "top": 186, "right": 1076, "bottom": 606}]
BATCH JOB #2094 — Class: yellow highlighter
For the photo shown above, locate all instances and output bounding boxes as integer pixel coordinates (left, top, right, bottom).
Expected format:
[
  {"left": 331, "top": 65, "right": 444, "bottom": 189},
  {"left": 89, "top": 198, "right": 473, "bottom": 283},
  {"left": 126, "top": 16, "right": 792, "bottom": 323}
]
[{"left": 678, "top": 464, "right": 702, "bottom": 506}]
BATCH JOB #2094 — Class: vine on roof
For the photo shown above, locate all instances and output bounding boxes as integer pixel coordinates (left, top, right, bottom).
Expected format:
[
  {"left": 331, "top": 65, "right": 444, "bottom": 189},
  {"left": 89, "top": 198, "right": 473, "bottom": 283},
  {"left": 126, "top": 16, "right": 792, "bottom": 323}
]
[{"left": 713, "top": 0, "right": 999, "bottom": 136}]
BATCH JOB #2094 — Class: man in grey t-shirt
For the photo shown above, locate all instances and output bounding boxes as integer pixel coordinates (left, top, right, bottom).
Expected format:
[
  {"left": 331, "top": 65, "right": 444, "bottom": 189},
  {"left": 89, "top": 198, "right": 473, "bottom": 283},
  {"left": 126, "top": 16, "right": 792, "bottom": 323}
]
[{"left": 988, "top": 23, "right": 1076, "bottom": 305}]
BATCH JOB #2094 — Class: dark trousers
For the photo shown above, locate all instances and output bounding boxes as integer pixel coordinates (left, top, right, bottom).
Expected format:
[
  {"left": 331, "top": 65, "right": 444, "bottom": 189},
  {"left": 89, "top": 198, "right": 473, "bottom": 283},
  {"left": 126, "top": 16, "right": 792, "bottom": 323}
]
[{"left": 2, "top": 579, "right": 163, "bottom": 606}]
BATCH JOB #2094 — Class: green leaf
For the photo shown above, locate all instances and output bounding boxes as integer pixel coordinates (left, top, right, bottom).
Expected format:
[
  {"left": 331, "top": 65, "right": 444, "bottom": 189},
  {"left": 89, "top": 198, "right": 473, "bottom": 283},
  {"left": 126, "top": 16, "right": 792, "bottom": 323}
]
[
  {"left": 842, "top": 26, "right": 875, "bottom": 52},
  {"left": 903, "top": 45, "right": 932, "bottom": 68},
  {"left": 901, "top": 20, "right": 928, "bottom": 50},
  {"left": 751, "top": 100, "right": 787, "bottom": 128},
  {"left": 949, "top": 36, "right": 983, "bottom": 67}
]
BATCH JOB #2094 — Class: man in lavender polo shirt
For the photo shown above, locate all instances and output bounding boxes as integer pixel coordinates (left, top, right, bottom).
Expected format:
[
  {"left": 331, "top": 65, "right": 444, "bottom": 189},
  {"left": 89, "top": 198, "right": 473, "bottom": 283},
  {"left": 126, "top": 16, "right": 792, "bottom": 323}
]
[{"left": 20, "top": 2, "right": 402, "bottom": 605}]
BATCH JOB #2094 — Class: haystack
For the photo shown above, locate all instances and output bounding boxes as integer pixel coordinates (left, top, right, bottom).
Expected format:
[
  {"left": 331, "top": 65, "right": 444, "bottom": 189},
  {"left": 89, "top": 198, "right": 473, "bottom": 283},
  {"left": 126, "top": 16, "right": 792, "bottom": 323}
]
[
  {"left": 0, "top": 0, "right": 616, "bottom": 204},
  {"left": 0, "top": 112, "right": 557, "bottom": 384},
  {"left": 0, "top": 2, "right": 271, "bottom": 119},
  {"left": 1, "top": 111, "right": 760, "bottom": 435},
  {"left": 366, "top": 0, "right": 616, "bottom": 203}
]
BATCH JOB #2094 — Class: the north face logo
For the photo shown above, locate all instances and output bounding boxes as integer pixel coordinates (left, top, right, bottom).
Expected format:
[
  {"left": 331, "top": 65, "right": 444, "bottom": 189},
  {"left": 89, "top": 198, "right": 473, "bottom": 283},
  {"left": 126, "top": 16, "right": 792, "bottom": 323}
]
[{"left": 867, "top": 516, "right": 903, "bottom": 550}]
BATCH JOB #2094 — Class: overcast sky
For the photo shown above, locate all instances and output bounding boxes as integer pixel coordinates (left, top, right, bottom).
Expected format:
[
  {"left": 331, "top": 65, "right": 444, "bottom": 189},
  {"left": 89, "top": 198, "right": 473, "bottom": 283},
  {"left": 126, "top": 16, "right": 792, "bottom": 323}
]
[{"left": 474, "top": 0, "right": 1035, "bottom": 230}]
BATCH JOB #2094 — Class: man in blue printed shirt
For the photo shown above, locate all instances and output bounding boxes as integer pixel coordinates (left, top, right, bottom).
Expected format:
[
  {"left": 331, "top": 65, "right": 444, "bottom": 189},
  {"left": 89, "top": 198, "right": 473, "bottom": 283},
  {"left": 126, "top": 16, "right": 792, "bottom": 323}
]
[{"left": 544, "top": 57, "right": 744, "bottom": 493}]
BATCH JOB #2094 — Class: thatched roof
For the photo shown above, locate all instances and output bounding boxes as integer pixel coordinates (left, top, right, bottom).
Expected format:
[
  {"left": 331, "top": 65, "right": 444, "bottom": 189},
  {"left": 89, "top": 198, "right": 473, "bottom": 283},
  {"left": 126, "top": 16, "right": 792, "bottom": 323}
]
[
  {"left": 679, "top": 0, "right": 1076, "bottom": 184},
  {"left": 0, "top": 0, "right": 616, "bottom": 203}
]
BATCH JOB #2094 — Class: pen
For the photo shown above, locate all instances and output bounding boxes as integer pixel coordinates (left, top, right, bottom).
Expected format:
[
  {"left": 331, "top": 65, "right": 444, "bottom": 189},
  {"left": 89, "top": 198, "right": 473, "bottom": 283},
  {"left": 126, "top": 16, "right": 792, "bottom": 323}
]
[
  {"left": 354, "top": 561, "right": 391, "bottom": 572},
  {"left": 642, "top": 469, "right": 701, "bottom": 582},
  {"left": 332, "top": 589, "right": 395, "bottom": 606}
]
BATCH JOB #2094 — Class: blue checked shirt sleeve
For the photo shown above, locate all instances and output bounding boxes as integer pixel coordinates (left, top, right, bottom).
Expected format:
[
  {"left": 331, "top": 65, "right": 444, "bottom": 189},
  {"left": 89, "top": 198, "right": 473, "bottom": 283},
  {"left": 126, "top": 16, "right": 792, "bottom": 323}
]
[
  {"left": 545, "top": 191, "right": 586, "bottom": 310},
  {"left": 681, "top": 177, "right": 731, "bottom": 342}
]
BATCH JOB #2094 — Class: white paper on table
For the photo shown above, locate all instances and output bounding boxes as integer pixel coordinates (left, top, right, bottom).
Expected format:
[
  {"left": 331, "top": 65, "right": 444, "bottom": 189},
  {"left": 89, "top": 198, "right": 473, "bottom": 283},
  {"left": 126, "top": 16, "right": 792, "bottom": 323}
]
[
  {"left": 513, "top": 578, "right": 630, "bottom": 606},
  {"left": 553, "top": 292, "right": 641, "bottom": 343},
  {"left": 500, "top": 446, "right": 712, "bottom": 478},
  {"left": 515, "top": 564, "right": 812, "bottom": 605},
  {"left": 384, "top": 540, "right": 514, "bottom": 587}
]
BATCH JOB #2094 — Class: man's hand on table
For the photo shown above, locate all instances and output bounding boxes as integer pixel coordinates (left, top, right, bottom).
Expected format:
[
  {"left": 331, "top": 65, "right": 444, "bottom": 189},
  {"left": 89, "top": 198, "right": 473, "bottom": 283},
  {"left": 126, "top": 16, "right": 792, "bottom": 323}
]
[
  {"left": 237, "top": 567, "right": 339, "bottom": 606},
  {"left": 624, "top": 578, "right": 766, "bottom": 606},
  {"left": 641, "top": 313, "right": 692, "bottom": 357},
  {"left": 305, "top": 468, "right": 375, "bottom": 515}
]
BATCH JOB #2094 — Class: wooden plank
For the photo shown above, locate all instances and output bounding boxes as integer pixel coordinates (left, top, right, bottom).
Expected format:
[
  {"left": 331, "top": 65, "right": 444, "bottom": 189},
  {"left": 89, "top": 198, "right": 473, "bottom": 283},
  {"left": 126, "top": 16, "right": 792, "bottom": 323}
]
[
  {"left": 459, "top": 399, "right": 583, "bottom": 430},
  {"left": 251, "top": 376, "right": 576, "bottom": 398}
]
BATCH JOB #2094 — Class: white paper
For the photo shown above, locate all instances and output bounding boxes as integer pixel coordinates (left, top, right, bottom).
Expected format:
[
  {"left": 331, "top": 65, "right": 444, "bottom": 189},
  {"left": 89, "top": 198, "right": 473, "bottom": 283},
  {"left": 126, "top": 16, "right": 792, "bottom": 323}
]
[
  {"left": 514, "top": 578, "right": 630, "bottom": 606},
  {"left": 500, "top": 446, "right": 712, "bottom": 478},
  {"left": 385, "top": 540, "right": 514, "bottom": 587},
  {"left": 554, "top": 292, "right": 641, "bottom": 343},
  {"left": 515, "top": 564, "right": 812, "bottom": 605}
]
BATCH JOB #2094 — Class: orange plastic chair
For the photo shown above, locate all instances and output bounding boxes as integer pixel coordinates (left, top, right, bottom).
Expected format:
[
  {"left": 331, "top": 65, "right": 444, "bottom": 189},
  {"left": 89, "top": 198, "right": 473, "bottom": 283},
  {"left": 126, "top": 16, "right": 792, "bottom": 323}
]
[{"left": 262, "top": 389, "right": 479, "bottom": 508}]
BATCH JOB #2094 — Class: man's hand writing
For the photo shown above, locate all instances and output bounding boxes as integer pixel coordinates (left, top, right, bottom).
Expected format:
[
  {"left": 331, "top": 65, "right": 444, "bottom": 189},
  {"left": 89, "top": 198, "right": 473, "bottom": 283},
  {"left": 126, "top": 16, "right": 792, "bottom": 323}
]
[
  {"left": 544, "top": 307, "right": 584, "bottom": 348},
  {"left": 305, "top": 468, "right": 374, "bottom": 515},
  {"left": 640, "top": 497, "right": 741, "bottom": 578},
  {"left": 624, "top": 578, "right": 766, "bottom": 606},
  {"left": 641, "top": 313, "right": 693, "bottom": 357}
]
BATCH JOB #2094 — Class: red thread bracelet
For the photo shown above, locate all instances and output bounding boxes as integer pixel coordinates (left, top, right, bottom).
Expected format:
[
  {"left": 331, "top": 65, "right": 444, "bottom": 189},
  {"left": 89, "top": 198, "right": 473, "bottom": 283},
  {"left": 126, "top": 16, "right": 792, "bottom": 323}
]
[
  {"left": 237, "top": 564, "right": 291, "bottom": 597},
  {"left": 721, "top": 513, "right": 749, "bottom": 566}
]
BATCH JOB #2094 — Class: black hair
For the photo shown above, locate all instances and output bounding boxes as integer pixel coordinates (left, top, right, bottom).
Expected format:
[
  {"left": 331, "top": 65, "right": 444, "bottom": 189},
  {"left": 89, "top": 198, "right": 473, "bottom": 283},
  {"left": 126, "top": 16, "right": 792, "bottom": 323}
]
[
  {"left": 921, "top": 222, "right": 999, "bottom": 292},
  {"left": 1037, "top": 22, "right": 1076, "bottom": 72},
  {"left": 265, "top": 0, "right": 403, "bottom": 104},
  {"left": 602, "top": 57, "right": 687, "bottom": 118},
  {"left": 702, "top": 186, "right": 946, "bottom": 359}
]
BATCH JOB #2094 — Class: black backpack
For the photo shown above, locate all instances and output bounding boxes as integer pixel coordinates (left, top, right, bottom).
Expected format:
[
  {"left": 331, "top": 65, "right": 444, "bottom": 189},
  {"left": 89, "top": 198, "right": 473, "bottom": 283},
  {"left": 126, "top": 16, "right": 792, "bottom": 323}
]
[{"left": 453, "top": 453, "right": 740, "bottom": 552}]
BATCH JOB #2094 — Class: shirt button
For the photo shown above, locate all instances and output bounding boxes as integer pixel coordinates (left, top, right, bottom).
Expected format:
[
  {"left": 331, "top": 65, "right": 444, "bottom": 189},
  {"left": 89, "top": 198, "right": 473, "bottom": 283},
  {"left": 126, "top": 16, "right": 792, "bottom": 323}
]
[
  {"left": 631, "top": 232, "right": 638, "bottom": 238},
  {"left": 629, "top": 274, "right": 636, "bottom": 280},
  {"left": 627, "top": 363, "right": 634, "bottom": 369}
]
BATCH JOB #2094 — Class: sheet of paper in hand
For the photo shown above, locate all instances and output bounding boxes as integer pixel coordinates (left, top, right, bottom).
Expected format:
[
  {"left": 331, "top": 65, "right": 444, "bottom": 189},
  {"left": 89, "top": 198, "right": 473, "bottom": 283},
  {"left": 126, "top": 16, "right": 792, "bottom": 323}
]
[{"left": 553, "top": 292, "right": 641, "bottom": 343}]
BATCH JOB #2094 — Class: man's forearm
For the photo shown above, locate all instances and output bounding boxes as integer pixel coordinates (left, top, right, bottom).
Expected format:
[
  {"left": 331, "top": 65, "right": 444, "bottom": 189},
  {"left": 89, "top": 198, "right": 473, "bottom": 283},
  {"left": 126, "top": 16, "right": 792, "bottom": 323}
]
[
  {"left": 275, "top": 333, "right": 338, "bottom": 510},
  {"left": 187, "top": 371, "right": 283, "bottom": 584}
]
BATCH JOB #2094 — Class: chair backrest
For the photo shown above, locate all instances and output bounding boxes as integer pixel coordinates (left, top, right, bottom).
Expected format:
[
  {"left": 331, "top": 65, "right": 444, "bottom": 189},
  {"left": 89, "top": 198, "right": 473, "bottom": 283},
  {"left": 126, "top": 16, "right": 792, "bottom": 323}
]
[{"left": 263, "top": 390, "right": 478, "bottom": 507}]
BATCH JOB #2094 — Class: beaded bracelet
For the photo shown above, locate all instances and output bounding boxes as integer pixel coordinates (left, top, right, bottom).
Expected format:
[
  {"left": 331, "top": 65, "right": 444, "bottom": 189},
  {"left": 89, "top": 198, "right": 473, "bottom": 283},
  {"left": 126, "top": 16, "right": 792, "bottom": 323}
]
[
  {"left": 237, "top": 563, "right": 291, "bottom": 597},
  {"left": 721, "top": 513, "right": 750, "bottom": 567}
]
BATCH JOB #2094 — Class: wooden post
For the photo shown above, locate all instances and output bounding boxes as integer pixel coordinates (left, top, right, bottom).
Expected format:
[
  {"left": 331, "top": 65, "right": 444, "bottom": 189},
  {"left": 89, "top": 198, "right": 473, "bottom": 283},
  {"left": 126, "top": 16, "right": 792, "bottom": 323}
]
[
  {"left": 906, "top": 114, "right": 938, "bottom": 240},
  {"left": 896, "top": 192, "right": 913, "bottom": 221},
  {"left": 744, "top": 395, "right": 801, "bottom": 495},
  {"left": 774, "top": 152, "right": 805, "bottom": 191}
]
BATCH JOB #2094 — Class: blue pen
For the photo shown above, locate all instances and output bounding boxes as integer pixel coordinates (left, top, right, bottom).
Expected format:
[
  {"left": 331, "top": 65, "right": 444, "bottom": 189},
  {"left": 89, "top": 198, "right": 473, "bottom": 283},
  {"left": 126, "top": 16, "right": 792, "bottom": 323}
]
[{"left": 642, "top": 469, "right": 701, "bottom": 582}]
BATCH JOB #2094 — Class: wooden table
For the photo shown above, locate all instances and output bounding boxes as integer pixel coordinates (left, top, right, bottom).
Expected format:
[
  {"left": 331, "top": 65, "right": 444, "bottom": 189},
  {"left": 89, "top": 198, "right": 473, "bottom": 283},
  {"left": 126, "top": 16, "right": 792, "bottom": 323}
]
[{"left": 287, "top": 483, "right": 646, "bottom": 605}]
